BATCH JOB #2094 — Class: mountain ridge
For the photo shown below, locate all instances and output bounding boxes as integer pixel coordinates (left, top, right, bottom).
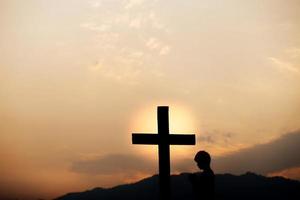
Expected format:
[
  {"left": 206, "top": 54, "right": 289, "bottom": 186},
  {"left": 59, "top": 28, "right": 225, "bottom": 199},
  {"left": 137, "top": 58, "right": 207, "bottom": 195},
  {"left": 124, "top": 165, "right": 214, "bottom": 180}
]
[{"left": 55, "top": 172, "right": 300, "bottom": 200}]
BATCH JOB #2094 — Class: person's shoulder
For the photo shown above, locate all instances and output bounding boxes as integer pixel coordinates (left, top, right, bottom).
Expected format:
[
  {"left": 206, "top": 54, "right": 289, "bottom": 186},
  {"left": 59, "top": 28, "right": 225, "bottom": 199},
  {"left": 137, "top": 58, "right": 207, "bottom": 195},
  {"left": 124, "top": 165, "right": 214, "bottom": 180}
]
[
  {"left": 189, "top": 172, "right": 202, "bottom": 179},
  {"left": 203, "top": 169, "right": 215, "bottom": 177},
  {"left": 208, "top": 169, "right": 215, "bottom": 175},
  {"left": 193, "top": 172, "right": 203, "bottom": 177}
]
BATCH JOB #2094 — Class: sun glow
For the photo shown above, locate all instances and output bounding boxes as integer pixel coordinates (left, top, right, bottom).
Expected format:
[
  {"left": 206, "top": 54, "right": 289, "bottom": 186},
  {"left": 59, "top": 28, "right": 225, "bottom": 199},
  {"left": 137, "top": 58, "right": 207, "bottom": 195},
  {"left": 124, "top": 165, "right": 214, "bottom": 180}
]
[{"left": 130, "top": 102, "right": 198, "bottom": 159}]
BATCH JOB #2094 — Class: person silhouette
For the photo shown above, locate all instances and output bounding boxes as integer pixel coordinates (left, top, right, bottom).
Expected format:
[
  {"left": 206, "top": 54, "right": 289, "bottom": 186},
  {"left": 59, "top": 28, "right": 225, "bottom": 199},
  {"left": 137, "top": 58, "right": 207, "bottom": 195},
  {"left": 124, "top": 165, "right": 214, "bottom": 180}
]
[{"left": 189, "top": 150, "right": 215, "bottom": 200}]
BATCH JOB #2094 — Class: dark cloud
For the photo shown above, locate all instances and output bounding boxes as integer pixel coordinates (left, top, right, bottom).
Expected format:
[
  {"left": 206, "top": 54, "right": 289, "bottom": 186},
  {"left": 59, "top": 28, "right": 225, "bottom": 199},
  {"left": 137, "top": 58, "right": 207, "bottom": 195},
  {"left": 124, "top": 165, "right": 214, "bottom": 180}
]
[
  {"left": 175, "top": 130, "right": 300, "bottom": 178},
  {"left": 198, "top": 135, "right": 215, "bottom": 143},
  {"left": 197, "top": 130, "right": 234, "bottom": 144},
  {"left": 71, "top": 154, "right": 155, "bottom": 175},
  {"left": 213, "top": 130, "right": 300, "bottom": 175},
  {"left": 72, "top": 131, "right": 300, "bottom": 179}
]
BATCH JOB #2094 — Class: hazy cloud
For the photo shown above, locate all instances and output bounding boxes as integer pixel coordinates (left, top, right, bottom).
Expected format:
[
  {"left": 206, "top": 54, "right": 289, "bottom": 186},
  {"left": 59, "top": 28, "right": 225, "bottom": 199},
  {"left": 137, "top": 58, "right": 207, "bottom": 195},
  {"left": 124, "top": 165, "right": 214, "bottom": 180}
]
[
  {"left": 268, "top": 167, "right": 300, "bottom": 180},
  {"left": 80, "top": 22, "right": 111, "bottom": 32},
  {"left": 81, "top": 0, "right": 170, "bottom": 83},
  {"left": 71, "top": 154, "right": 155, "bottom": 175},
  {"left": 90, "top": 1, "right": 101, "bottom": 8},
  {"left": 146, "top": 38, "right": 171, "bottom": 55},
  {"left": 72, "top": 131, "right": 300, "bottom": 180},
  {"left": 196, "top": 131, "right": 243, "bottom": 156},
  {"left": 129, "top": 17, "right": 142, "bottom": 28},
  {"left": 198, "top": 131, "right": 233, "bottom": 144},
  {"left": 213, "top": 130, "right": 300, "bottom": 175},
  {"left": 146, "top": 37, "right": 161, "bottom": 50},
  {"left": 124, "top": 0, "right": 145, "bottom": 10},
  {"left": 159, "top": 45, "right": 170, "bottom": 55},
  {"left": 198, "top": 135, "right": 215, "bottom": 144},
  {"left": 268, "top": 47, "right": 300, "bottom": 74},
  {"left": 269, "top": 57, "right": 299, "bottom": 74}
]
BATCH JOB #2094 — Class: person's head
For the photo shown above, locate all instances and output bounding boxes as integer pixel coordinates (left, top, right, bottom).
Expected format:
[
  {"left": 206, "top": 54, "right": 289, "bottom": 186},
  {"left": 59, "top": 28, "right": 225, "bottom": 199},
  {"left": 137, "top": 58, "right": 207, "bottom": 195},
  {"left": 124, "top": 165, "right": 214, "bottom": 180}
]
[{"left": 194, "top": 150, "right": 211, "bottom": 170}]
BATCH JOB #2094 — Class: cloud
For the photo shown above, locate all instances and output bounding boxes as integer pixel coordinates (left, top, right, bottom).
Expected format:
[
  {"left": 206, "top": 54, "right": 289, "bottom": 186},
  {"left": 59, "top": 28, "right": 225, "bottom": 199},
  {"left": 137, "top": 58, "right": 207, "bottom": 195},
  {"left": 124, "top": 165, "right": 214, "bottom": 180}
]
[
  {"left": 268, "top": 48, "right": 300, "bottom": 75},
  {"left": 80, "top": 22, "right": 110, "bottom": 32},
  {"left": 159, "top": 45, "right": 170, "bottom": 55},
  {"left": 197, "top": 131, "right": 233, "bottom": 144},
  {"left": 88, "top": 54, "right": 145, "bottom": 84},
  {"left": 146, "top": 37, "right": 160, "bottom": 50},
  {"left": 195, "top": 131, "right": 244, "bottom": 156},
  {"left": 129, "top": 17, "right": 142, "bottom": 28},
  {"left": 89, "top": 60, "right": 103, "bottom": 71},
  {"left": 148, "top": 11, "right": 165, "bottom": 30},
  {"left": 174, "top": 130, "right": 300, "bottom": 180},
  {"left": 124, "top": 0, "right": 145, "bottom": 9},
  {"left": 90, "top": 1, "right": 101, "bottom": 8},
  {"left": 198, "top": 135, "right": 215, "bottom": 144},
  {"left": 71, "top": 154, "right": 155, "bottom": 175},
  {"left": 80, "top": 1, "right": 170, "bottom": 83},
  {"left": 72, "top": 131, "right": 300, "bottom": 180},
  {"left": 213, "top": 130, "right": 300, "bottom": 175},
  {"left": 268, "top": 57, "right": 299, "bottom": 74},
  {"left": 146, "top": 38, "right": 171, "bottom": 55},
  {"left": 268, "top": 167, "right": 300, "bottom": 180}
]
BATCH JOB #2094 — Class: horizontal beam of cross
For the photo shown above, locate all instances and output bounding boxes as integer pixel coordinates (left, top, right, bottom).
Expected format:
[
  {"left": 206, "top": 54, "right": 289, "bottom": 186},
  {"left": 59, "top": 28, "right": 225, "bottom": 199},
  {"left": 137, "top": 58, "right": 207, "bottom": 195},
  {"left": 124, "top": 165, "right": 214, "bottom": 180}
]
[{"left": 132, "top": 133, "right": 195, "bottom": 145}]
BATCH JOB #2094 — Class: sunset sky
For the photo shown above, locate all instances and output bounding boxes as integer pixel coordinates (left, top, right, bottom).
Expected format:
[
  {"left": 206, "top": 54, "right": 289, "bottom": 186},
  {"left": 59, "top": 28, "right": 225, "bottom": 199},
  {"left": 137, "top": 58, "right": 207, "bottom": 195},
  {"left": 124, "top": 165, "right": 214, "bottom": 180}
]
[{"left": 1, "top": 0, "right": 300, "bottom": 199}]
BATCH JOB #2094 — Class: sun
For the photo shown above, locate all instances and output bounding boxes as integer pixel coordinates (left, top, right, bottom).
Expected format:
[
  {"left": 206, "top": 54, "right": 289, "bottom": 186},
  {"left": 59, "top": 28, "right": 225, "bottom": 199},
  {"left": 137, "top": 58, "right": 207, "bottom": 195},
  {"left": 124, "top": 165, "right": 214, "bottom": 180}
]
[{"left": 129, "top": 102, "right": 198, "bottom": 160}]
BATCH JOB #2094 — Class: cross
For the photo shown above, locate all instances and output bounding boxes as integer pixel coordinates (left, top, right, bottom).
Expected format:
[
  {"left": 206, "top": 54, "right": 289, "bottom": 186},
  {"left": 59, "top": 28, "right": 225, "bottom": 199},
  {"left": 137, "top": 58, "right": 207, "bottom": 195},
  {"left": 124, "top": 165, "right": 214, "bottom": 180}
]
[{"left": 132, "top": 106, "right": 196, "bottom": 200}]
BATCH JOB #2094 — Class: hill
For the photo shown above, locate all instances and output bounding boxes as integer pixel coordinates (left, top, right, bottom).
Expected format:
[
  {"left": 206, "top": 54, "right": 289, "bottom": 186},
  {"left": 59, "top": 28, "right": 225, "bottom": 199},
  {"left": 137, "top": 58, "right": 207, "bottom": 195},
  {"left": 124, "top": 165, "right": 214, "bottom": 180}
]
[{"left": 55, "top": 172, "right": 300, "bottom": 200}]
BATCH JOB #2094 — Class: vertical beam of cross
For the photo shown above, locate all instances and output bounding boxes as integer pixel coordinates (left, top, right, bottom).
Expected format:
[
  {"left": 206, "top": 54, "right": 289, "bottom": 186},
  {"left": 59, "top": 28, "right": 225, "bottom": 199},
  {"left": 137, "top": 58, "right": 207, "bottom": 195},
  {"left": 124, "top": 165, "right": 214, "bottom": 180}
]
[
  {"left": 158, "top": 107, "right": 171, "bottom": 200},
  {"left": 132, "top": 106, "right": 196, "bottom": 200}
]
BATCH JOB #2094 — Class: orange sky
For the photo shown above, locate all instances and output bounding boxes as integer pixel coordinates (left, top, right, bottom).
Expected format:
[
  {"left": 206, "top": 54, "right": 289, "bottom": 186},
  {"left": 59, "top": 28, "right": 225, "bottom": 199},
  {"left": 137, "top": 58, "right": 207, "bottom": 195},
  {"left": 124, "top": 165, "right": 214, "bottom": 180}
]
[{"left": 1, "top": 0, "right": 300, "bottom": 199}]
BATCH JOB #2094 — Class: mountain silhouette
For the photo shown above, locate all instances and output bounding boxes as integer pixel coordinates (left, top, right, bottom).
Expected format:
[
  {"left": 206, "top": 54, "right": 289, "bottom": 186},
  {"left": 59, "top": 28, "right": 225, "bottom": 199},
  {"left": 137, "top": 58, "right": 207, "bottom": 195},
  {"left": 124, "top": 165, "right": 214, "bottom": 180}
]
[{"left": 55, "top": 172, "right": 300, "bottom": 200}]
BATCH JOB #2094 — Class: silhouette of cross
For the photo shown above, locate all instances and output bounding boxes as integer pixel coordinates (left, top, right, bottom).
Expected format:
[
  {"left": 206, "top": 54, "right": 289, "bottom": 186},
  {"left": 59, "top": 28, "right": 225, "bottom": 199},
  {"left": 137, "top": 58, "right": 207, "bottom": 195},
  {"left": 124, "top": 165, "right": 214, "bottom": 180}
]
[{"left": 132, "top": 106, "right": 196, "bottom": 200}]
